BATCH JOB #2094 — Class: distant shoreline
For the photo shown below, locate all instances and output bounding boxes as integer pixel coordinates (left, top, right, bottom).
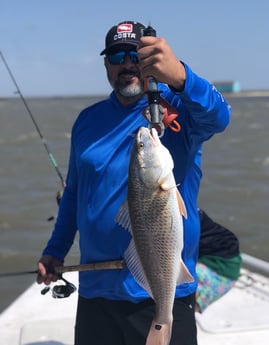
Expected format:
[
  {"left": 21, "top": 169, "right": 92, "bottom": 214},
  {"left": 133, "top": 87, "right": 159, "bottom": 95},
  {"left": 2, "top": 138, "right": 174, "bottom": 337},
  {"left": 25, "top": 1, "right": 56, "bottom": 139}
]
[
  {"left": 1, "top": 90, "right": 269, "bottom": 101},
  {"left": 0, "top": 94, "right": 108, "bottom": 101},
  {"left": 223, "top": 90, "right": 269, "bottom": 98}
]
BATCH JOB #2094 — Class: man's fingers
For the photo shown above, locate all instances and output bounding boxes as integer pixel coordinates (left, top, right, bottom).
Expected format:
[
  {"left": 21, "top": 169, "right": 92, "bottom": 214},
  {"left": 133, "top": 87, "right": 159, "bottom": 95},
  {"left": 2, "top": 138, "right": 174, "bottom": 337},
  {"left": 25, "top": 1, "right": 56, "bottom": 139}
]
[
  {"left": 38, "top": 261, "right": 47, "bottom": 276},
  {"left": 37, "top": 262, "right": 47, "bottom": 284}
]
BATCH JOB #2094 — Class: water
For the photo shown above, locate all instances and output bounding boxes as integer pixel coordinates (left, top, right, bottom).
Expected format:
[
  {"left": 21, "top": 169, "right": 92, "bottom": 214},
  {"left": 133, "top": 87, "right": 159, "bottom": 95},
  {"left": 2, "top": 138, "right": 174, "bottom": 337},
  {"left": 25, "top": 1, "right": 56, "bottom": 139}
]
[{"left": 0, "top": 95, "right": 269, "bottom": 313}]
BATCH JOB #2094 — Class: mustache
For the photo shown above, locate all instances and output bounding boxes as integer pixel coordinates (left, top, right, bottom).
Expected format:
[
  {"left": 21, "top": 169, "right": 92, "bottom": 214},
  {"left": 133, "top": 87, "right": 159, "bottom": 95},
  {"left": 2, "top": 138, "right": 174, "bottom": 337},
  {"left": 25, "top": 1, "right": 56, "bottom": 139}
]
[{"left": 119, "top": 69, "right": 140, "bottom": 77}]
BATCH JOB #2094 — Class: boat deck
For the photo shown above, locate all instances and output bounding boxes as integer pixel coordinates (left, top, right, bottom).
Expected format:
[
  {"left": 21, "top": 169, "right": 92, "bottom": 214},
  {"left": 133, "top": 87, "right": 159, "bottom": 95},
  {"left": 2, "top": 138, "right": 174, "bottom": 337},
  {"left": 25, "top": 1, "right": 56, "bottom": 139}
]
[
  {"left": 0, "top": 272, "right": 78, "bottom": 345},
  {"left": 1, "top": 266, "right": 269, "bottom": 344},
  {"left": 197, "top": 268, "right": 269, "bottom": 344}
]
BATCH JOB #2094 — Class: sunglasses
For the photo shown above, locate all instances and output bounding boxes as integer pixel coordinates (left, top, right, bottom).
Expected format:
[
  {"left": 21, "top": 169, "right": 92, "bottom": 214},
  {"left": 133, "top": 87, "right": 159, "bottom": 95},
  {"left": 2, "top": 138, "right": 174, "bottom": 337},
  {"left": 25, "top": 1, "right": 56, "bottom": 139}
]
[
  {"left": 107, "top": 50, "right": 139, "bottom": 65},
  {"left": 40, "top": 275, "right": 76, "bottom": 299}
]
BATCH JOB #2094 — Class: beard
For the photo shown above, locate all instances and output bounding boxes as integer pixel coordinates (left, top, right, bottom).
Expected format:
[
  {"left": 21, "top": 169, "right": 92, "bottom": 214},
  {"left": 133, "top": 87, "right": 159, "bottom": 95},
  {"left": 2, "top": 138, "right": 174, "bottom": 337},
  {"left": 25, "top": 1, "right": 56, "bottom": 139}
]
[
  {"left": 118, "top": 81, "right": 144, "bottom": 98},
  {"left": 107, "top": 68, "right": 144, "bottom": 99}
]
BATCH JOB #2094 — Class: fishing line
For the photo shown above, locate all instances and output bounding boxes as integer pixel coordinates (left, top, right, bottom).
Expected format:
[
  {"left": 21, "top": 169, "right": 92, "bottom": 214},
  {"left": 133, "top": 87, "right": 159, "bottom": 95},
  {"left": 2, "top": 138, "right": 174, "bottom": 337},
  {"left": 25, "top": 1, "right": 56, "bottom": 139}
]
[{"left": 0, "top": 50, "right": 65, "bottom": 188}]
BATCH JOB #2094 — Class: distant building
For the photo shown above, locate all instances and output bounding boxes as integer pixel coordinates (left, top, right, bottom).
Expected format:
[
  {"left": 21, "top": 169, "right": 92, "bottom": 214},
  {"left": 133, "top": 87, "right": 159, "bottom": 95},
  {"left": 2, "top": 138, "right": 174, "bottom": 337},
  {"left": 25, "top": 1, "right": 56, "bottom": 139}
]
[{"left": 212, "top": 81, "right": 240, "bottom": 93}]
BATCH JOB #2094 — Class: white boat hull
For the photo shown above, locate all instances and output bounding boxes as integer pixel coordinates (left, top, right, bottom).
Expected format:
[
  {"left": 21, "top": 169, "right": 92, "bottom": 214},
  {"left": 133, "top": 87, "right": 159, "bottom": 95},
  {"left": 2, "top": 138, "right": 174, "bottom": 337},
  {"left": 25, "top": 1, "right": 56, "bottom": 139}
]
[
  {"left": 197, "top": 267, "right": 269, "bottom": 344},
  {"left": 1, "top": 255, "right": 269, "bottom": 345}
]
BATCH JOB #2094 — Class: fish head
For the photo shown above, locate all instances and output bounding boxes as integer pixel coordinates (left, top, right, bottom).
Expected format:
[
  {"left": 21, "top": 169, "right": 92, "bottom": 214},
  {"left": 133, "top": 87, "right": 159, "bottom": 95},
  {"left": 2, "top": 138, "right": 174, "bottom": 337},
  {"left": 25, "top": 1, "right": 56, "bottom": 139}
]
[{"left": 132, "top": 127, "right": 174, "bottom": 186}]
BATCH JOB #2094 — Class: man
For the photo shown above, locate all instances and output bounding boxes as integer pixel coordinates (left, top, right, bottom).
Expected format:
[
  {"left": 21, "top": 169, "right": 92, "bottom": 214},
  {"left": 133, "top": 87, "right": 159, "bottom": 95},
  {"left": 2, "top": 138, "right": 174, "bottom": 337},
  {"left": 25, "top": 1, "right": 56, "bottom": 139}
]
[{"left": 37, "top": 20, "right": 231, "bottom": 345}]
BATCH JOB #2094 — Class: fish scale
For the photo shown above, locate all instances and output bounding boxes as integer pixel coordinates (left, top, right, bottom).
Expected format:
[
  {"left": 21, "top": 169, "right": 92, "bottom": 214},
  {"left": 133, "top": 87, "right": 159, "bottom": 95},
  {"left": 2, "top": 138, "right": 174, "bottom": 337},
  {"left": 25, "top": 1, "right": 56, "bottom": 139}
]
[
  {"left": 116, "top": 126, "right": 194, "bottom": 345},
  {"left": 128, "top": 181, "right": 182, "bottom": 324}
]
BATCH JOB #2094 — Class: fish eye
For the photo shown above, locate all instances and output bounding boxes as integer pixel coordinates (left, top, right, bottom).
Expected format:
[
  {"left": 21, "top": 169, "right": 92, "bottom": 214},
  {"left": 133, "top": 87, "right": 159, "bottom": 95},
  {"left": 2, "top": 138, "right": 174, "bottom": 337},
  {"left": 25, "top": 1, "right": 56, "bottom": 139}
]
[{"left": 138, "top": 141, "right": 144, "bottom": 152}]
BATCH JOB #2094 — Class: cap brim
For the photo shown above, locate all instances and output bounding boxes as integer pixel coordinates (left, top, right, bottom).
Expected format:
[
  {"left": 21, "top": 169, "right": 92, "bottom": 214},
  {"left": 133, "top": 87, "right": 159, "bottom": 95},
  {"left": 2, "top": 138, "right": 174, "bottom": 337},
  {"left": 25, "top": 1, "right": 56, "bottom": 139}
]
[{"left": 100, "top": 41, "right": 140, "bottom": 55}]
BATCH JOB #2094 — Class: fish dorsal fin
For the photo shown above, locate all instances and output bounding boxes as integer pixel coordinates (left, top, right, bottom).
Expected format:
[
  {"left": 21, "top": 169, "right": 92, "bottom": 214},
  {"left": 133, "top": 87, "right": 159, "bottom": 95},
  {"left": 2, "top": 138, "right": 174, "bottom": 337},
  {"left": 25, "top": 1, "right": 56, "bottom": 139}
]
[
  {"left": 177, "top": 259, "right": 194, "bottom": 285},
  {"left": 124, "top": 239, "right": 153, "bottom": 297},
  {"left": 115, "top": 199, "right": 132, "bottom": 233},
  {"left": 176, "top": 189, "right": 187, "bottom": 219}
]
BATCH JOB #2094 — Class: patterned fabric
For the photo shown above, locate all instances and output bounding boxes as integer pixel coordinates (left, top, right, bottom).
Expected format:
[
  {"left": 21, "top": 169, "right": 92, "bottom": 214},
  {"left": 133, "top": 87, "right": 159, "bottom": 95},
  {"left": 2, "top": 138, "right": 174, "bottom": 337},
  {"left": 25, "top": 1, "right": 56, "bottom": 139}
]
[{"left": 196, "top": 262, "right": 235, "bottom": 313}]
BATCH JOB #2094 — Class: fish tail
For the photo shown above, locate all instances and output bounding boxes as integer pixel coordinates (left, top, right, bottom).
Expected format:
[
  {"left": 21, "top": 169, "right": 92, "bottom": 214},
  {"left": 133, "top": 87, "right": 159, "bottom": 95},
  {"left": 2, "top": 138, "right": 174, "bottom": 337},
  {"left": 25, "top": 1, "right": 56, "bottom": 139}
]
[{"left": 145, "top": 320, "right": 172, "bottom": 345}]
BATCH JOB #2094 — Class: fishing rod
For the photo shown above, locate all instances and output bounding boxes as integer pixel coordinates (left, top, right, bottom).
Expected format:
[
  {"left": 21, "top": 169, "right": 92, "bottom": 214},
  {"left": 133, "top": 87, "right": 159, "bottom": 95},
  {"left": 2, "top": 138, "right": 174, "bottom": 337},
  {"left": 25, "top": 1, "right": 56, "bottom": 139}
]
[
  {"left": 142, "top": 25, "right": 164, "bottom": 137},
  {"left": 0, "top": 50, "right": 65, "bottom": 188},
  {"left": 0, "top": 259, "right": 125, "bottom": 278}
]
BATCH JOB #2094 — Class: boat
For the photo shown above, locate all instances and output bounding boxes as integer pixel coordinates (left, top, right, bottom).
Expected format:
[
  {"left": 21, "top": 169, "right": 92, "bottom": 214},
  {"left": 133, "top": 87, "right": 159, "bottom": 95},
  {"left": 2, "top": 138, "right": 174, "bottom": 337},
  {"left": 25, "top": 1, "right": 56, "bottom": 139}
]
[
  {"left": 197, "top": 253, "right": 269, "bottom": 345},
  {"left": 0, "top": 253, "right": 269, "bottom": 345},
  {"left": 212, "top": 80, "right": 241, "bottom": 93}
]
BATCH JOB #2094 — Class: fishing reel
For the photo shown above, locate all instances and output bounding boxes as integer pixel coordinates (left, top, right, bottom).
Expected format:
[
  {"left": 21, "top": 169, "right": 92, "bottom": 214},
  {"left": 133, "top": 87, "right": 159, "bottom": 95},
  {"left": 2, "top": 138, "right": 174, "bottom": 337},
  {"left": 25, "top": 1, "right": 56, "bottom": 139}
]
[
  {"left": 47, "top": 189, "right": 64, "bottom": 222},
  {"left": 41, "top": 275, "right": 76, "bottom": 299}
]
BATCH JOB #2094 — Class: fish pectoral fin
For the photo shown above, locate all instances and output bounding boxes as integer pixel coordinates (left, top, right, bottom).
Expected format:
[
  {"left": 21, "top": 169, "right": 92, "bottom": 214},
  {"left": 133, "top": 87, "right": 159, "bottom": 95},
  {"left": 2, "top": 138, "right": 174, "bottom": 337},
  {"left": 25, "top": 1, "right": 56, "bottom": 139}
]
[
  {"left": 115, "top": 199, "right": 132, "bottom": 233},
  {"left": 177, "top": 260, "right": 194, "bottom": 284},
  {"left": 160, "top": 181, "right": 175, "bottom": 191},
  {"left": 145, "top": 320, "right": 172, "bottom": 345},
  {"left": 176, "top": 189, "right": 187, "bottom": 219}
]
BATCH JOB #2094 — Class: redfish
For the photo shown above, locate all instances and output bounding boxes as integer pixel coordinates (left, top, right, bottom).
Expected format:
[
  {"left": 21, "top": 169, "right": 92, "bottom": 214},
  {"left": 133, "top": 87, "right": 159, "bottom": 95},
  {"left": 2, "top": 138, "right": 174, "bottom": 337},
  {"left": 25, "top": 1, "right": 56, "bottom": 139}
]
[{"left": 116, "top": 127, "right": 194, "bottom": 345}]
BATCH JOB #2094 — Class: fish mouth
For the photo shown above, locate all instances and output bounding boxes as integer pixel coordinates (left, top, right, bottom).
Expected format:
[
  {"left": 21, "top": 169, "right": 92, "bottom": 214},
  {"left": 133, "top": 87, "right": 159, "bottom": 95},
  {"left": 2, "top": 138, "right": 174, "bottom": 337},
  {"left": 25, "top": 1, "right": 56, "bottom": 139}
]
[
  {"left": 149, "top": 127, "right": 160, "bottom": 146},
  {"left": 138, "top": 127, "right": 160, "bottom": 146}
]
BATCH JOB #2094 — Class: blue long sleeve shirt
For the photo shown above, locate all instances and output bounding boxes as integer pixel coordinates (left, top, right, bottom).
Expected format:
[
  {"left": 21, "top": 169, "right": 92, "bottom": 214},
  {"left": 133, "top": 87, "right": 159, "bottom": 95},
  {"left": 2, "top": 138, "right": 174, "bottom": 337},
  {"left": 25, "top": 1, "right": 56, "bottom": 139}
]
[{"left": 43, "top": 64, "right": 231, "bottom": 302}]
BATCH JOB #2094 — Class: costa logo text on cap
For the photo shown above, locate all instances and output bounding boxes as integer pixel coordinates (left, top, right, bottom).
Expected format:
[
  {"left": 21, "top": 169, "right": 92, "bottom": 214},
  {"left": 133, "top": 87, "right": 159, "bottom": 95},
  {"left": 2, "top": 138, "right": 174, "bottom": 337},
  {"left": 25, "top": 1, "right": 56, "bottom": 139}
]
[
  {"left": 100, "top": 21, "right": 146, "bottom": 55},
  {"left": 117, "top": 24, "right": 133, "bottom": 33}
]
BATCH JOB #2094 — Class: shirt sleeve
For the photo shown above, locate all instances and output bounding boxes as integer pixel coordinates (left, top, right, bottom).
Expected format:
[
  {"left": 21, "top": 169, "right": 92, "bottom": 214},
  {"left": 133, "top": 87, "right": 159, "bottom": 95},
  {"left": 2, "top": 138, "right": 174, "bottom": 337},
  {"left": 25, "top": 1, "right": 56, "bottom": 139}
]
[
  {"left": 166, "top": 62, "right": 231, "bottom": 144},
  {"left": 42, "top": 138, "right": 78, "bottom": 262}
]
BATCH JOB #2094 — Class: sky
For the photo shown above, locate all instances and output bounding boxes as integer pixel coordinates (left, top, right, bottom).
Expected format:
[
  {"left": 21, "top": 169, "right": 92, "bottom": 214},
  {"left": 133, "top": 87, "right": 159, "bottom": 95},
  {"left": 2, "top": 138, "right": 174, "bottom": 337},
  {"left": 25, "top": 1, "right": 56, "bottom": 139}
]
[{"left": 1, "top": 0, "right": 269, "bottom": 97}]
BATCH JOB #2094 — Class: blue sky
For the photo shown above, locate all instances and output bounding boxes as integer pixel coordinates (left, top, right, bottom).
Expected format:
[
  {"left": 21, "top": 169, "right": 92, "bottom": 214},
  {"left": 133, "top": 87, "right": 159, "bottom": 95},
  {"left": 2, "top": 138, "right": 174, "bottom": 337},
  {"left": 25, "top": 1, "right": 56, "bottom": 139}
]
[{"left": 1, "top": 0, "right": 268, "bottom": 97}]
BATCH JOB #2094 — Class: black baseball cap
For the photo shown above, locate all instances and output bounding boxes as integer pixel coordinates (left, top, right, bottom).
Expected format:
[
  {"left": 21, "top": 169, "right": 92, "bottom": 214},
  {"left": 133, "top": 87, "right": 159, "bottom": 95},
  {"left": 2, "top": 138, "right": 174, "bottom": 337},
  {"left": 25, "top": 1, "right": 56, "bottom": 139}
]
[{"left": 100, "top": 21, "right": 146, "bottom": 55}]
